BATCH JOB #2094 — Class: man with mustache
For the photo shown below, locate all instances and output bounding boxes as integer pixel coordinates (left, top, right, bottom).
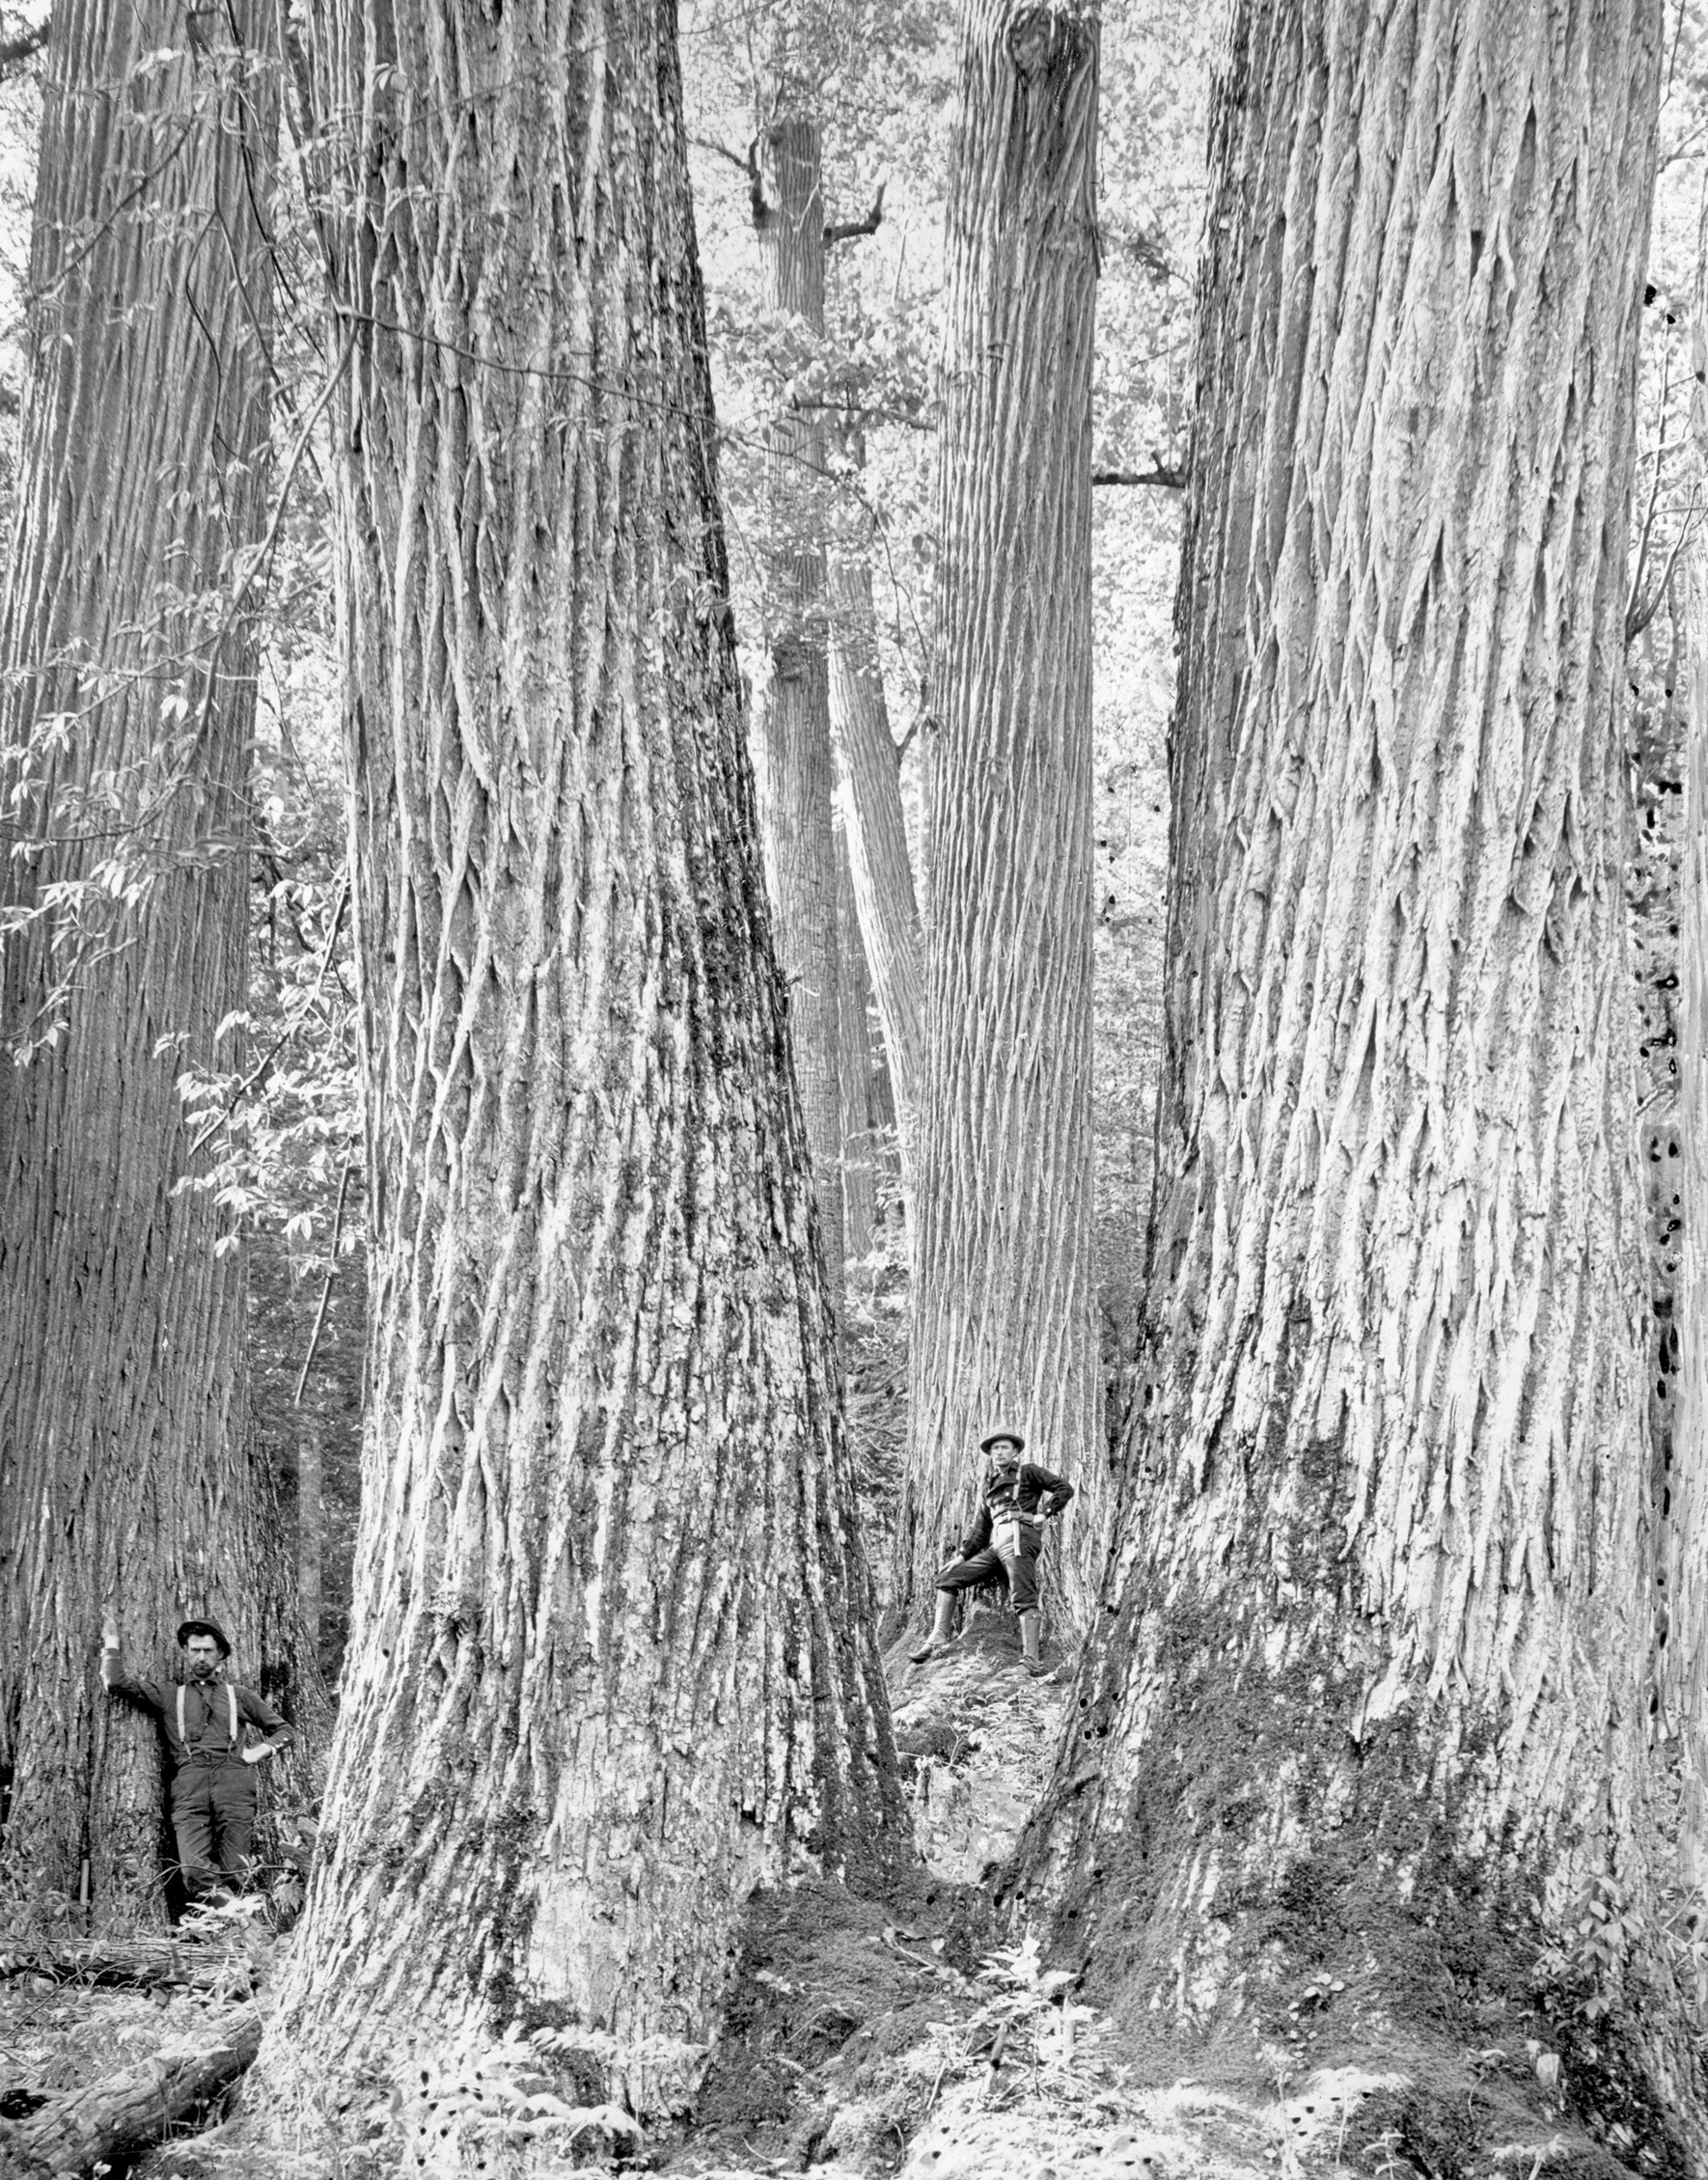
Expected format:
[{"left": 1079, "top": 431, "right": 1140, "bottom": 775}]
[
  {"left": 909, "top": 1427, "right": 1074, "bottom": 1674},
  {"left": 99, "top": 1612, "right": 294, "bottom": 1905}
]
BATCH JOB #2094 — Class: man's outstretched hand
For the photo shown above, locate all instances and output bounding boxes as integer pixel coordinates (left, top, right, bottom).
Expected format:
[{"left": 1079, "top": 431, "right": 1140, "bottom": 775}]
[
  {"left": 241, "top": 1745, "right": 276, "bottom": 1766},
  {"left": 101, "top": 1614, "right": 119, "bottom": 1650}
]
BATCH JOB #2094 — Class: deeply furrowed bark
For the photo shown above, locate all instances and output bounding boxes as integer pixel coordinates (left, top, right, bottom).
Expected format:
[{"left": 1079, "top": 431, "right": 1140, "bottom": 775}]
[
  {"left": 262, "top": 0, "right": 902, "bottom": 2115},
  {"left": 755, "top": 112, "right": 845, "bottom": 1314},
  {"left": 898, "top": 0, "right": 1103, "bottom": 1633},
  {"left": 1014, "top": 0, "right": 1702, "bottom": 2142},
  {"left": 827, "top": 430, "right": 923, "bottom": 1218},
  {"left": 0, "top": 0, "right": 299, "bottom": 1919}
]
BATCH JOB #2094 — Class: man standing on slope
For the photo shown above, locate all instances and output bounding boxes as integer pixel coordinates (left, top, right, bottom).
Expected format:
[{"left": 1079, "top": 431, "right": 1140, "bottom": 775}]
[
  {"left": 100, "top": 1612, "right": 293, "bottom": 1904},
  {"left": 909, "top": 1427, "right": 1074, "bottom": 1674}
]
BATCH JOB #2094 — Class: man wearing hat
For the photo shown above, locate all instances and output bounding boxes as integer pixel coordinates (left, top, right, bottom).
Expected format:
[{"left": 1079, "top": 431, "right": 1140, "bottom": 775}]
[
  {"left": 99, "top": 1611, "right": 294, "bottom": 1904},
  {"left": 909, "top": 1427, "right": 1074, "bottom": 1674}
]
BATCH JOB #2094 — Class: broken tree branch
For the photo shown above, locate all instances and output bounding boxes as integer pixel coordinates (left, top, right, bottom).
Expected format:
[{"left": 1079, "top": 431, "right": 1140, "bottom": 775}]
[
  {"left": 1091, "top": 462, "right": 1187, "bottom": 490},
  {"left": 826, "top": 181, "right": 886, "bottom": 244}
]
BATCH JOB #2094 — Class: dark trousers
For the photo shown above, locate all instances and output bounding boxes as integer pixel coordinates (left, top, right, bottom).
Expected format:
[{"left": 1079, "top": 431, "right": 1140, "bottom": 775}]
[
  {"left": 936, "top": 1528, "right": 1040, "bottom": 1614},
  {"left": 170, "top": 1761, "right": 258, "bottom": 1903}
]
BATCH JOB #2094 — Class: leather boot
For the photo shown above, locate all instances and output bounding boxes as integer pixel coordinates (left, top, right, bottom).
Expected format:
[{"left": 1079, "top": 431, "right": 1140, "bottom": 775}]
[
  {"left": 1019, "top": 1610, "right": 1045, "bottom": 1675},
  {"left": 909, "top": 1592, "right": 955, "bottom": 1664}
]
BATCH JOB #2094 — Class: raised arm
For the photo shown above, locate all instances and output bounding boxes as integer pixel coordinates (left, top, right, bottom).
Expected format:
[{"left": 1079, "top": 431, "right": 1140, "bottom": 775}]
[{"left": 99, "top": 1614, "right": 160, "bottom": 1706}]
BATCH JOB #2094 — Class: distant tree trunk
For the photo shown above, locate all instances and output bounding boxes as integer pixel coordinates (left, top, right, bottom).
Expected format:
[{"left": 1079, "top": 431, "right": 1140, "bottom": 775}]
[
  {"left": 295, "top": 1416, "right": 323, "bottom": 1671},
  {"left": 1020, "top": 0, "right": 1704, "bottom": 2144},
  {"left": 0, "top": 0, "right": 292, "bottom": 1920},
  {"left": 1627, "top": 593, "right": 1686, "bottom": 1754},
  {"left": 897, "top": 0, "right": 1101, "bottom": 1633},
  {"left": 262, "top": 0, "right": 902, "bottom": 2116},
  {"left": 827, "top": 428, "right": 923, "bottom": 1213},
  {"left": 838, "top": 821, "right": 879, "bottom": 1263},
  {"left": 754, "top": 109, "right": 844, "bottom": 1316},
  {"left": 1671, "top": 211, "right": 1708, "bottom": 1895}
]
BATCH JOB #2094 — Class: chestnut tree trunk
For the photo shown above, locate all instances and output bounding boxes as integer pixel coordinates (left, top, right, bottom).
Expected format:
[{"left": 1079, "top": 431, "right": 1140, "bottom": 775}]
[
  {"left": 897, "top": 0, "right": 1102, "bottom": 1633},
  {"left": 1017, "top": 0, "right": 1706, "bottom": 2150},
  {"left": 0, "top": 0, "right": 299, "bottom": 1921},
  {"left": 754, "top": 109, "right": 845, "bottom": 1314},
  {"left": 827, "top": 430, "right": 923, "bottom": 1218},
  {"left": 261, "top": 0, "right": 901, "bottom": 2117}
]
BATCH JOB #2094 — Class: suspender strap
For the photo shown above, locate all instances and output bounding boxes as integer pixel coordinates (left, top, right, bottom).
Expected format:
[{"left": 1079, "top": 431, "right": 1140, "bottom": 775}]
[{"left": 176, "top": 1683, "right": 241, "bottom": 1752}]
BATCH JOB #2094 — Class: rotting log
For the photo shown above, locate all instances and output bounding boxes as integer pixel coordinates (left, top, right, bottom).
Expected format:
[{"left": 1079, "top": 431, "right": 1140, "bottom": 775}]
[
  {"left": 0, "top": 2006, "right": 260, "bottom": 2178},
  {"left": 0, "top": 1941, "right": 258, "bottom": 1999}
]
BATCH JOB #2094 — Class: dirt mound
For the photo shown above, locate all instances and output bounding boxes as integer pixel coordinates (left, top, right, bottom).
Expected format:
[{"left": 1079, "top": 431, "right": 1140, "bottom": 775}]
[{"left": 887, "top": 1620, "right": 1073, "bottom": 1884}]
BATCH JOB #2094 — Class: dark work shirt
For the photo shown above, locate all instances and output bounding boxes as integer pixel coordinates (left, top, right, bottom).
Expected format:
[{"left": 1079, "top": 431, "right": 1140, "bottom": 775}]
[
  {"left": 956, "top": 1459, "right": 1074, "bottom": 1560},
  {"left": 102, "top": 1661, "right": 293, "bottom": 1769}
]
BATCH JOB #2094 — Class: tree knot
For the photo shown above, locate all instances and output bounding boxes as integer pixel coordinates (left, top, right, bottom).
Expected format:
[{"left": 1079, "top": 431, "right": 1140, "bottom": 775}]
[{"left": 1006, "top": 2, "right": 1094, "bottom": 78}]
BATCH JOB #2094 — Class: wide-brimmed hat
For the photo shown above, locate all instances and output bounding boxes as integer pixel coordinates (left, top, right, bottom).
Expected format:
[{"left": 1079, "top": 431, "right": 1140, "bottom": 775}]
[
  {"left": 176, "top": 1618, "right": 232, "bottom": 1659},
  {"left": 979, "top": 1427, "right": 1025, "bottom": 1455}
]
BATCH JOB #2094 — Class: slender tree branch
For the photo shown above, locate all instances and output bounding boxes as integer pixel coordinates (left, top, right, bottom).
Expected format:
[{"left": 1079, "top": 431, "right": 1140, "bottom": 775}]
[
  {"left": 1627, "top": 345, "right": 1675, "bottom": 632},
  {"left": 0, "top": 19, "right": 48, "bottom": 73},
  {"left": 690, "top": 132, "right": 750, "bottom": 175},
  {"left": 825, "top": 182, "right": 885, "bottom": 245},
  {"left": 1627, "top": 486, "right": 1700, "bottom": 644},
  {"left": 1092, "top": 463, "right": 1187, "bottom": 490},
  {"left": 293, "top": 1144, "right": 356, "bottom": 1406}
]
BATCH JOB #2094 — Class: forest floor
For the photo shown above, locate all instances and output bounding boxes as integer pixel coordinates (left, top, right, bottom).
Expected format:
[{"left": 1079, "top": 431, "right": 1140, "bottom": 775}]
[{"left": 0, "top": 1620, "right": 1679, "bottom": 2180}]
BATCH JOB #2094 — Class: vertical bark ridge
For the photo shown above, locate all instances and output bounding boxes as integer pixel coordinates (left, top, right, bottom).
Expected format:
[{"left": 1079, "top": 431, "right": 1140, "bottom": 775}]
[
  {"left": 1017, "top": 3, "right": 1686, "bottom": 2119},
  {"left": 900, "top": 0, "right": 1102, "bottom": 1631},
  {"left": 0, "top": 0, "right": 284, "bottom": 1919},
  {"left": 264, "top": 0, "right": 901, "bottom": 2111}
]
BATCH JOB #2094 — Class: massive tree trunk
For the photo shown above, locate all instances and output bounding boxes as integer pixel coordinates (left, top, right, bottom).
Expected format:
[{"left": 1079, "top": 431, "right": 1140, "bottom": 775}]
[
  {"left": 0, "top": 0, "right": 295, "bottom": 1920},
  {"left": 1017, "top": 0, "right": 1703, "bottom": 2150},
  {"left": 261, "top": 0, "right": 902, "bottom": 2120},
  {"left": 827, "top": 431, "right": 924, "bottom": 1215},
  {"left": 755, "top": 110, "right": 845, "bottom": 1315},
  {"left": 897, "top": 0, "right": 1102, "bottom": 1632}
]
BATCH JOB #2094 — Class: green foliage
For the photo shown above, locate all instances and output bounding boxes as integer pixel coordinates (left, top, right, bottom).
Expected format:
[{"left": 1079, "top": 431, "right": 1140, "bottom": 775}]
[
  {"left": 1530, "top": 1873, "right": 1708, "bottom": 2029},
  {"left": 917, "top": 1935, "right": 1109, "bottom": 2111},
  {"left": 378, "top": 2026, "right": 647, "bottom": 2176}
]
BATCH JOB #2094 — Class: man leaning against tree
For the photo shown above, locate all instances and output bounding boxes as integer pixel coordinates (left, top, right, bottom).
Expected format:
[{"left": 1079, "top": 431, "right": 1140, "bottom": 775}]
[{"left": 100, "top": 1612, "right": 293, "bottom": 1905}]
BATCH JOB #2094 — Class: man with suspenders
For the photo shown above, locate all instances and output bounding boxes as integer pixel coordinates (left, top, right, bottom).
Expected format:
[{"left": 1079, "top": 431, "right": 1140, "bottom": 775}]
[
  {"left": 99, "top": 1613, "right": 294, "bottom": 1906},
  {"left": 909, "top": 1426, "right": 1074, "bottom": 1673}
]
